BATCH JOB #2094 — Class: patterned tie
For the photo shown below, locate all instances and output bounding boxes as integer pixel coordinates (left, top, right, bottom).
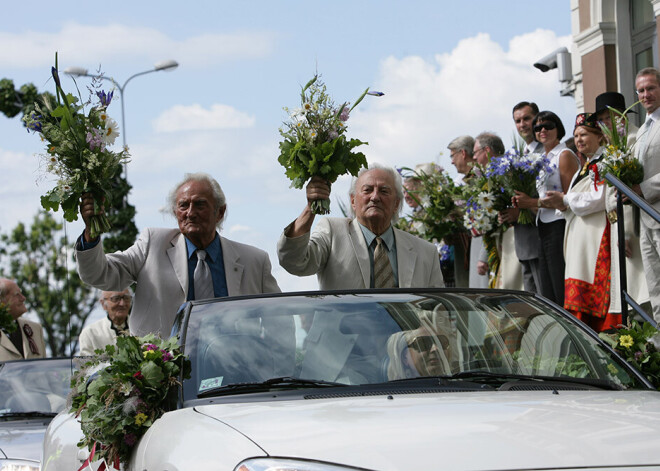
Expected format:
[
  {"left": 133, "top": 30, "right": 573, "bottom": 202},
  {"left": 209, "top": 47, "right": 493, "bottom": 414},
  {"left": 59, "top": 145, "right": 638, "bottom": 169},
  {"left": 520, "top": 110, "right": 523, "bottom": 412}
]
[
  {"left": 194, "top": 249, "right": 215, "bottom": 300},
  {"left": 374, "top": 237, "right": 395, "bottom": 288}
]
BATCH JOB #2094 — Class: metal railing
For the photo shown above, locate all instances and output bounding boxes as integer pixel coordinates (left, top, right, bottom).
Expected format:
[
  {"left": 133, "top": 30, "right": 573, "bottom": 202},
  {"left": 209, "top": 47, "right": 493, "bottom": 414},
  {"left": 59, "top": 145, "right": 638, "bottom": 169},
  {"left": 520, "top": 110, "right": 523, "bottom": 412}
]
[{"left": 605, "top": 173, "right": 660, "bottom": 327}]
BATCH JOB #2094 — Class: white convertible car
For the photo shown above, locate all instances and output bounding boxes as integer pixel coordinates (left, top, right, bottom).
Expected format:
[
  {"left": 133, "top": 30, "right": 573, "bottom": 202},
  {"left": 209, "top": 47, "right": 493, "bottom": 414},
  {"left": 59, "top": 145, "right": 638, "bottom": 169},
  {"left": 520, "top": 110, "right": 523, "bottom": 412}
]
[{"left": 44, "top": 289, "right": 660, "bottom": 471}]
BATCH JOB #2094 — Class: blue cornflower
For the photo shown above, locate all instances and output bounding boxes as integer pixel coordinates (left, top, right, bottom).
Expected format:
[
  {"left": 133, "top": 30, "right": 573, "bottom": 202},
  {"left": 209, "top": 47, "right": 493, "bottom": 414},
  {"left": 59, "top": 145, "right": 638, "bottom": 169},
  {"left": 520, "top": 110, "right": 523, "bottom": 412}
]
[
  {"left": 26, "top": 113, "right": 42, "bottom": 133},
  {"left": 96, "top": 90, "right": 113, "bottom": 107}
]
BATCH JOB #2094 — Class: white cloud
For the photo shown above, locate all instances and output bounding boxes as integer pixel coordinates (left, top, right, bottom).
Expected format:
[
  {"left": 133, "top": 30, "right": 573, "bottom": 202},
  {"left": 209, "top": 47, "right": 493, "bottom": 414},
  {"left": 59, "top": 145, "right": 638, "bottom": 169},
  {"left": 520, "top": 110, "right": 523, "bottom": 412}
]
[
  {"left": 0, "top": 22, "right": 276, "bottom": 68},
  {"left": 349, "top": 30, "right": 576, "bottom": 179},
  {"left": 152, "top": 104, "right": 256, "bottom": 132}
]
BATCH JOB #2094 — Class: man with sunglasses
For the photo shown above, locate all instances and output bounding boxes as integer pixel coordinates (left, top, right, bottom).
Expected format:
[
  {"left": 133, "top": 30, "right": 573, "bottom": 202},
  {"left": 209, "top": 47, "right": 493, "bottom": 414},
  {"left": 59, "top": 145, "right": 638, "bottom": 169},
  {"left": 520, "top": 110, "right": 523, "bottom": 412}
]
[
  {"left": 0, "top": 278, "right": 46, "bottom": 361},
  {"left": 78, "top": 289, "right": 132, "bottom": 356}
]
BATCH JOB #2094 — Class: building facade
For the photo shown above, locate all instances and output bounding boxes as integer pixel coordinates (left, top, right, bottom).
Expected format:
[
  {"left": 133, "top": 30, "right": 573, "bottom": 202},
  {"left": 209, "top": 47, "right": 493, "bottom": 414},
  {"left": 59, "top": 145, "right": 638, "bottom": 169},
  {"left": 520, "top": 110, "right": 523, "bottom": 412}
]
[{"left": 570, "top": 0, "right": 659, "bottom": 123}]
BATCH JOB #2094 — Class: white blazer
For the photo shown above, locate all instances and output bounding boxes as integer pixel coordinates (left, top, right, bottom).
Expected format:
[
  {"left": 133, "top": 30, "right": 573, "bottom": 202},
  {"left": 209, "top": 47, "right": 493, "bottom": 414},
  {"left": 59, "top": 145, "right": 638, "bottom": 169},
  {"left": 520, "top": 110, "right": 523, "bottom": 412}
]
[
  {"left": 277, "top": 217, "right": 444, "bottom": 290},
  {"left": 0, "top": 318, "right": 47, "bottom": 361},
  {"left": 77, "top": 227, "right": 281, "bottom": 337}
]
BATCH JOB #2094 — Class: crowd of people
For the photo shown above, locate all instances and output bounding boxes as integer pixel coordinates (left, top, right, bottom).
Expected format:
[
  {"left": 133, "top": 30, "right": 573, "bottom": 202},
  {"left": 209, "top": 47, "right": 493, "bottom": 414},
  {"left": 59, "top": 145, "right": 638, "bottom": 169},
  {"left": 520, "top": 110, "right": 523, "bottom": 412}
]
[
  {"left": 2, "top": 68, "right": 660, "bottom": 359},
  {"left": 401, "top": 67, "right": 660, "bottom": 333}
]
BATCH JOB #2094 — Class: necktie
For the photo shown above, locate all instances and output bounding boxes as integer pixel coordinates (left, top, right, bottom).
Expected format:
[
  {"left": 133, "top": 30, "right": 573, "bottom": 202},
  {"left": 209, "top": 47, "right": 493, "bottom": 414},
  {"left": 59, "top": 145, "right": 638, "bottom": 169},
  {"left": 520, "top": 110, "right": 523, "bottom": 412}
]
[
  {"left": 194, "top": 249, "right": 215, "bottom": 300},
  {"left": 374, "top": 237, "right": 395, "bottom": 288}
]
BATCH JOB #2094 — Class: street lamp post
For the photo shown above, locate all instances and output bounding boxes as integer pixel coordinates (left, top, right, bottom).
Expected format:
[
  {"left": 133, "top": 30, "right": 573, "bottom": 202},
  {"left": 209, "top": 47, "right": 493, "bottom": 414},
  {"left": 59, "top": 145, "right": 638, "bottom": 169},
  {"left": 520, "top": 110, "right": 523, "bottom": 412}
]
[{"left": 64, "top": 60, "right": 179, "bottom": 177}]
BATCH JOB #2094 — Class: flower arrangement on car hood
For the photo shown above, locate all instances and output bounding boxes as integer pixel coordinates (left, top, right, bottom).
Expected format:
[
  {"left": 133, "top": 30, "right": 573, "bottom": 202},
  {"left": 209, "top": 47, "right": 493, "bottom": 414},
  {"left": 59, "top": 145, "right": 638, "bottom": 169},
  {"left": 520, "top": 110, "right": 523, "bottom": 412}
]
[
  {"left": 278, "top": 75, "right": 370, "bottom": 214},
  {"left": 70, "top": 334, "right": 191, "bottom": 469},
  {"left": 22, "top": 53, "right": 130, "bottom": 239}
]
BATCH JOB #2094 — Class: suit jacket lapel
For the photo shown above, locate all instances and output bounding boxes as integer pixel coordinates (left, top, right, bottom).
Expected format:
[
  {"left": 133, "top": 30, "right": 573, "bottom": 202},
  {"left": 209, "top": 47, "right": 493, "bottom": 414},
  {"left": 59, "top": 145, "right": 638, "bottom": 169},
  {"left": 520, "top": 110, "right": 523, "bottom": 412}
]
[
  {"left": 221, "top": 237, "right": 244, "bottom": 296},
  {"left": 349, "top": 219, "right": 371, "bottom": 288},
  {"left": 0, "top": 328, "right": 21, "bottom": 359},
  {"left": 167, "top": 233, "right": 189, "bottom": 296},
  {"left": 394, "top": 228, "right": 417, "bottom": 288}
]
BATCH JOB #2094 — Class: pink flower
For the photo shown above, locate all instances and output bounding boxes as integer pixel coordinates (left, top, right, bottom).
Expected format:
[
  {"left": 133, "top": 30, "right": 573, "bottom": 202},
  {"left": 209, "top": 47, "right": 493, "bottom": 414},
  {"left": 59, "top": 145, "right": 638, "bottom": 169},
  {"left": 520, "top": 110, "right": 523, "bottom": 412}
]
[
  {"left": 144, "top": 344, "right": 158, "bottom": 351},
  {"left": 162, "top": 351, "right": 173, "bottom": 362},
  {"left": 339, "top": 105, "right": 350, "bottom": 122},
  {"left": 133, "top": 371, "right": 144, "bottom": 380}
]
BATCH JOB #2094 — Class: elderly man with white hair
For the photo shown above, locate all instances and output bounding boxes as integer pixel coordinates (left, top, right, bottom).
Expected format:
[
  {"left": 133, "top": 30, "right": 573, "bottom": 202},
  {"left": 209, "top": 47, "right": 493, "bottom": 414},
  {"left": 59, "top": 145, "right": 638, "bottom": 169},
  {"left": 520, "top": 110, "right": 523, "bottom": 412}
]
[
  {"left": 76, "top": 172, "right": 280, "bottom": 337},
  {"left": 278, "top": 163, "right": 444, "bottom": 290}
]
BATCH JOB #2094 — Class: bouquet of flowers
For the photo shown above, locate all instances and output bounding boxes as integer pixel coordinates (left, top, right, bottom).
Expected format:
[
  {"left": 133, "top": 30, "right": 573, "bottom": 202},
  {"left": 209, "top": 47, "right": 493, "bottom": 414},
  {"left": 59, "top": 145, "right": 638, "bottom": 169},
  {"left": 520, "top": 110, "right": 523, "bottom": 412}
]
[
  {"left": 397, "top": 164, "right": 466, "bottom": 242},
  {"left": 594, "top": 105, "right": 644, "bottom": 188},
  {"left": 278, "top": 75, "right": 370, "bottom": 214},
  {"left": 599, "top": 320, "right": 660, "bottom": 389},
  {"left": 70, "top": 334, "right": 191, "bottom": 469},
  {"left": 486, "top": 149, "right": 554, "bottom": 225},
  {"left": 0, "top": 303, "right": 16, "bottom": 335},
  {"left": 23, "top": 54, "right": 129, "bottom": 239}
]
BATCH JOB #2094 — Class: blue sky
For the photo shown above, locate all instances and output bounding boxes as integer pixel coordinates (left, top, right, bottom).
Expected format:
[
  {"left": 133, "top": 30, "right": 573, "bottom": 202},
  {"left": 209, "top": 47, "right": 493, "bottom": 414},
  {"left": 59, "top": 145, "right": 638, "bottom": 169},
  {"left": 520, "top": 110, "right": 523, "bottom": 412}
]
[{"left": 1, "top": 0, "right": 574, "bottom": 297}]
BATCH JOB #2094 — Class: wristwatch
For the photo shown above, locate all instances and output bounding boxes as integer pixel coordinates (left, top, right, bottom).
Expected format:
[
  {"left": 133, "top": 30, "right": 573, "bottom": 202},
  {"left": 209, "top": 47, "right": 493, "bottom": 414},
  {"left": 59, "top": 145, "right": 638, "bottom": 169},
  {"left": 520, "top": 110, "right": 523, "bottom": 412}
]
[{"left": 537, "top": 199, "right": 542, "bottom": 208}]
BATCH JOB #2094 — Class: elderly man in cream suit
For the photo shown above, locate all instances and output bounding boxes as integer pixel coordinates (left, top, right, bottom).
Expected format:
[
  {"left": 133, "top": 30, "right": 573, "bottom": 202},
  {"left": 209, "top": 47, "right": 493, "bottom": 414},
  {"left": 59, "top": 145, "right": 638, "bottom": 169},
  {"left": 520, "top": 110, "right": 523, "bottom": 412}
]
[
  {"left": 77, "top": 173, "right": 281, "bottom": 337},
  {"left": 633, "top": 68, "right": 660, "bottom": 322},
  {"left": 0, "top": 278, "right": 46, "bottom": 361},
  {"left": 278, "top": 163, "right": 444, "bottom": 289},
  {"left": 78, "top": 289, "right": 131, "bottom": 355}
]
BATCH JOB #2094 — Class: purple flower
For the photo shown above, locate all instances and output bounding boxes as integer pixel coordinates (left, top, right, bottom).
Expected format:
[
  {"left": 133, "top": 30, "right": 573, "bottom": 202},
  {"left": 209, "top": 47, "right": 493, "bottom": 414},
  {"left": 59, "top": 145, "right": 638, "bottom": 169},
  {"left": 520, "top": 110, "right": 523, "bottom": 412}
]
[
  {"left": 86, "top": 129, "right": 105, "bottom": 150},
  {"left": 635, "top": 351, "right": 643, "bottom": 360},
  {"left": 144, "top": 344, "right": 158, "bottom": 351},
  {"left": 124, "top": 433, "right": 138, "bottom": 446},
  {"left": 162, "top": 351, "right": 173, "bottom": 362},
  {"left": 96, "top": 90, "right": 114, "bottom": 107},
  {"left": 27, "top": 113, "right": 42, "bottom": 133},
  {"left": 339, "top": 105, "right": 350, "bottom": 122}
]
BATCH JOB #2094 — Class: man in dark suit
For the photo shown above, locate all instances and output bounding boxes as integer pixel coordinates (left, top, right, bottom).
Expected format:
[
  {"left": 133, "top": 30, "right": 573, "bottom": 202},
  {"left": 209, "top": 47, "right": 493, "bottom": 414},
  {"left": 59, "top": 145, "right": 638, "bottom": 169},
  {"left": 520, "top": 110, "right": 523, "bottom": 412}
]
[{"left": 499, "top": 101, "right": 544, "bottom": 294}]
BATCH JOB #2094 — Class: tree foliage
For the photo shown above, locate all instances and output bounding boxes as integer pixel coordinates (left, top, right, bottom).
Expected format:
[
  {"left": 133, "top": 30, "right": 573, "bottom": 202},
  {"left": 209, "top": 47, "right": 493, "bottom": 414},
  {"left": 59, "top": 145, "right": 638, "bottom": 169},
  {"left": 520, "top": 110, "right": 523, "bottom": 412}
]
[{"left": 0, "top": 211, "right": 97, "bottom": 356}]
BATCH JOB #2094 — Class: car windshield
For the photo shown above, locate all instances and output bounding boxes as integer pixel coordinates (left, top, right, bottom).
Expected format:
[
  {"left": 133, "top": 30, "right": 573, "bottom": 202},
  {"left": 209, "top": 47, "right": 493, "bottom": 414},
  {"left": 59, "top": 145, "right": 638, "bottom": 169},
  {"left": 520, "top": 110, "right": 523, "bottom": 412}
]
[
  {"left": 181, "top": 291, "right": 644, "bottom": 401},
  {"left": 0, "top": 358, "right": 73, "bottom": 415}
]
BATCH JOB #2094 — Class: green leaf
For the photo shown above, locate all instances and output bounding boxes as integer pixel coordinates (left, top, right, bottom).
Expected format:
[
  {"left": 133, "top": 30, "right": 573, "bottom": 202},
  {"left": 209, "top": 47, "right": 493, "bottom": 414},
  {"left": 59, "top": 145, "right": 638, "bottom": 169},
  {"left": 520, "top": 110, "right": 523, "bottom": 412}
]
[{"left": 141, "top": 361, "right": 165, "bottom": 387}]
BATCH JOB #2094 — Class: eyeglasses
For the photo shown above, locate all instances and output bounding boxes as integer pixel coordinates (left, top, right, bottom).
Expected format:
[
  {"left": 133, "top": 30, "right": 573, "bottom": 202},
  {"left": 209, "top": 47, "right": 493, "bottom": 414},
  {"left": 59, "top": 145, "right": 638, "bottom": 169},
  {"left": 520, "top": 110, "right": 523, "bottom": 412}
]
[
  {"left": 105, "top": 294, "right": 132, "bottom": 303},
  {"left": 450, "top": 150, "right": 461, "bottom": 159},
  {"left": 473, "top": 146, "right": 484, "bottom": 155},
  {"left": 408, "top": 335, "right": 449, "bottom": 352},
  {"left": 533, "top": 122, "right": 557, "bottom": 133},
  {"left": 636, "top": 85, "right": 658, "bottom": 95}
]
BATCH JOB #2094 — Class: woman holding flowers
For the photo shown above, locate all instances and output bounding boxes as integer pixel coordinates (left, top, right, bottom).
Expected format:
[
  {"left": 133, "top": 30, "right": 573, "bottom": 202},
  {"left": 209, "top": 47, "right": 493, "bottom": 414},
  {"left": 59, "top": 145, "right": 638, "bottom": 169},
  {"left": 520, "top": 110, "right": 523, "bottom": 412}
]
[
  {"left": 540, "top": 114, "right": 617, "bottom": 331},
  {"left": 513, "top": 111, "right": 579, "bottom": 307}
]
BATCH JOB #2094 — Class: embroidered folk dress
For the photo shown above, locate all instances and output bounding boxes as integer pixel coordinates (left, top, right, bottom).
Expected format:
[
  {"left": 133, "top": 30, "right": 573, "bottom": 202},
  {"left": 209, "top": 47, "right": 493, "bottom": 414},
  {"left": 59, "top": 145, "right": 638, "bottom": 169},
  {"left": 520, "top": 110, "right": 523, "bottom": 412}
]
[{"left": 562, "top": 147, "right": 618, "bottom": 331}]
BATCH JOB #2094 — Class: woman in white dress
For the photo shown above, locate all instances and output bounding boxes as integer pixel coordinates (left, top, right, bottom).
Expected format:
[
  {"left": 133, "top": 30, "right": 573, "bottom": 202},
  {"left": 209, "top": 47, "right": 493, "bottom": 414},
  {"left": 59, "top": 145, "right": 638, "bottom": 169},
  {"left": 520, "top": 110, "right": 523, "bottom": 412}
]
[{"left": 513, "top": 111, "right": 580, "bottom": 307}]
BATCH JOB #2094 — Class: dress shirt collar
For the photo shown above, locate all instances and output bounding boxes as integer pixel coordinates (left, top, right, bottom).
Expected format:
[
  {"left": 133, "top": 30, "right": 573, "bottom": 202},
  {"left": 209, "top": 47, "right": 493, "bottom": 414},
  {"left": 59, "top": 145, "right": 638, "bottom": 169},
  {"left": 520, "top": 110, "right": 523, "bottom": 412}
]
[
  {"left": 358, "top": 223, "right": 395, "bottom": 251},
  {"left": 185, "top": 233, "right": 220, "bottom": 262}
]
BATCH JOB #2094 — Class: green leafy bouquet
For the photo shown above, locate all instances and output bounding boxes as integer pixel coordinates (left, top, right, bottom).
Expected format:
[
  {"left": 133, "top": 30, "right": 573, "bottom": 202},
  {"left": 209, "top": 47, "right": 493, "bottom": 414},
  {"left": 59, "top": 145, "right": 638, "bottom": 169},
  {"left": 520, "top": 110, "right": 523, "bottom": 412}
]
[
  {"left": 70, "top": 334, "right": 191, "bottom": 468},
  {"left": 599, "top": 320, "right": 660, "bottom": 389},
  {"left": 23, "top": 54, "right": 130, "bottom": 239},
  {"left": 0, "top": 303, "right": 16, "bottom": 335},
  {"left": 278, "top": 75, "right": 370, "bottom": 214},
  {"left": 594, "top": 105, "right": 644, "bottom": 188},
  {"left": 397, "top": 164, "right": 466, "bottom": 242}
]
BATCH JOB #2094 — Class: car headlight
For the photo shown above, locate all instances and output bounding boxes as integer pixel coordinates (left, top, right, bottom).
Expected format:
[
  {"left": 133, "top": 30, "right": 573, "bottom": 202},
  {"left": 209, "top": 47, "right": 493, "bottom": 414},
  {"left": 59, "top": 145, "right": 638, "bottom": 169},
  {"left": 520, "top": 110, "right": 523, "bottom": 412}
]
[
  {"left": 0, "top": 460, "right": 40, "bottom": 471},
  {"left": 235, "top": 458, "right": 365, "bottom": 471}
]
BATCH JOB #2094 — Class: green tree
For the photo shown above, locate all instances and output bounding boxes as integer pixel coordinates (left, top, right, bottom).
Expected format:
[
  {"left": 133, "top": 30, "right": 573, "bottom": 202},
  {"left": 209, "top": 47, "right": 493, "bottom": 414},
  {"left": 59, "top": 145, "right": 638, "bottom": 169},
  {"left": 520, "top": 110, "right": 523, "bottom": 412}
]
[
  {"left": 0, "top": 77, "right": 138, "bottom": 252},
  {"left": 0, "top": 211, "right": 97, "bottom": 356}
]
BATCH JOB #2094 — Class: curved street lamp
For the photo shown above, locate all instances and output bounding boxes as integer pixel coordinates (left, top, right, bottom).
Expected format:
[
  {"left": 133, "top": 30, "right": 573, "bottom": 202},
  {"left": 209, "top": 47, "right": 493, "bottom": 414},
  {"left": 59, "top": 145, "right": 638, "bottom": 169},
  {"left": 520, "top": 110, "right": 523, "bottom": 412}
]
[{"left": 64, "top": 60, "right": 179, "bottom": 176}]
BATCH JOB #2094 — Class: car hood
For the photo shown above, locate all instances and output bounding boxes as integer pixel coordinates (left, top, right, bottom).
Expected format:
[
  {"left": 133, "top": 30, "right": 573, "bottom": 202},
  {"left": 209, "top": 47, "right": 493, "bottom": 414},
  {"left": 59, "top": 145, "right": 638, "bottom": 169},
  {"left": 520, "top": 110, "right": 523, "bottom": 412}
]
[
  {"left": 195, "top": 390, "right": 660, "bottom": 471},
  {"left": 0, "top": 418, "right": 52, "bottom": 462}
]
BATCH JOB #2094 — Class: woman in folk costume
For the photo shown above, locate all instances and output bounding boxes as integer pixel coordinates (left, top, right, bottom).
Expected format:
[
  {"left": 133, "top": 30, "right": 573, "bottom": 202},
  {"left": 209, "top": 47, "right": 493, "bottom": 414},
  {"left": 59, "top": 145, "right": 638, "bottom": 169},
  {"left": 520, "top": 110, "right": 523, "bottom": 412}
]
[{"left": 541, "top": 113, "right": 617, "bottom": 331}]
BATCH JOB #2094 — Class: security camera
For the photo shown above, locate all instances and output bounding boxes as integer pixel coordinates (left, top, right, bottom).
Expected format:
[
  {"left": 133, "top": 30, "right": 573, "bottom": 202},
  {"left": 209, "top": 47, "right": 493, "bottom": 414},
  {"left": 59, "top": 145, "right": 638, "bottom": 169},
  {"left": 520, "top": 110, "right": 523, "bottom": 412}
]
[{"left": 533, "top": 47, "right": 572, "bottom": 82}]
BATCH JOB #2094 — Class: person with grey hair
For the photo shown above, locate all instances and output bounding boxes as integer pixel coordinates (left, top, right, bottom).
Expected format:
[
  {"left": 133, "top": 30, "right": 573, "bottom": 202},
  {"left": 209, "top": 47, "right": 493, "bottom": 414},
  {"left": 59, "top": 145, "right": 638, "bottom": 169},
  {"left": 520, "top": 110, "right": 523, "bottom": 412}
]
[
  {"left": 447, "top": 135, "right": 475, "bottom": 175},
  {"left": 76, "top": 172, "right": 280, "bottom": 337},
  {"left": 277, "top": 163, "right": 444, "bottom": 290},
  {"left": 0, "top": 278, "right": 46, "bottom": 361}
]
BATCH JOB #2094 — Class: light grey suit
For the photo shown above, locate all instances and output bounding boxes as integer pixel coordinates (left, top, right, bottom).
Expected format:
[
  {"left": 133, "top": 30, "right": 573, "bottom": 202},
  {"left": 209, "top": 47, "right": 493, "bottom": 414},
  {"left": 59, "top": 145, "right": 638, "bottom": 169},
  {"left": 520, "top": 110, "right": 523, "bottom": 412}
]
[
  {"left": 635, "top": 116, "right": 660, "bottom": 321},
  {"left": 277, "top": 217, "right": 444, "bottom": 290},
  {"left": 0, "top": 318, "right": 47, "bottom": 361},
  {"left": 77, "top": 227, "right": 281, "bottom": 337}
]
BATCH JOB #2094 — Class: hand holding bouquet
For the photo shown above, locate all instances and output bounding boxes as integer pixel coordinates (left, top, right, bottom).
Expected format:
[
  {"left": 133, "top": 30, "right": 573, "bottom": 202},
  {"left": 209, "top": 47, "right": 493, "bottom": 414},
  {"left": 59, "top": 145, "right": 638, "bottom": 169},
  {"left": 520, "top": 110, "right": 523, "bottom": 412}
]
[
  {"left": 23, "top": 54, "right": 129, "bottom": 239},
  {"left": 278, "top": 75, "right": 370, "bottom": 214}
]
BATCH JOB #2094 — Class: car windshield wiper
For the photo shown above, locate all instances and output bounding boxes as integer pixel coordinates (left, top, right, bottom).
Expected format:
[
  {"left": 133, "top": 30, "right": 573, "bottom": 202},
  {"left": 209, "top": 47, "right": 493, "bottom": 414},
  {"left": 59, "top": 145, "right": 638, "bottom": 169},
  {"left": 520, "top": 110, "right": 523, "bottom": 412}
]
[
  {"left": 197, "top": 376, "right": 348, "bottom": 398},
  {"left": 440, "top": 370, "right": 624, "bottom": 390},
  {"left": 388, "top": 371, "right": 623, "bottom": 391},
  {"left": 0, "top": 411, "right": 57, "bottom": 419}
]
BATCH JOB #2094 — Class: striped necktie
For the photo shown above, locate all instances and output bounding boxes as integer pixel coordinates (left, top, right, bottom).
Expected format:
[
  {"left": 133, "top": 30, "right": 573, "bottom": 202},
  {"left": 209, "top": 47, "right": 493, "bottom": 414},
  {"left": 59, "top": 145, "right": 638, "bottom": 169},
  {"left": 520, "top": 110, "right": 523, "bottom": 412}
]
[{"left": 374, "top": 237, "right": 395, "bottom": 288}]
